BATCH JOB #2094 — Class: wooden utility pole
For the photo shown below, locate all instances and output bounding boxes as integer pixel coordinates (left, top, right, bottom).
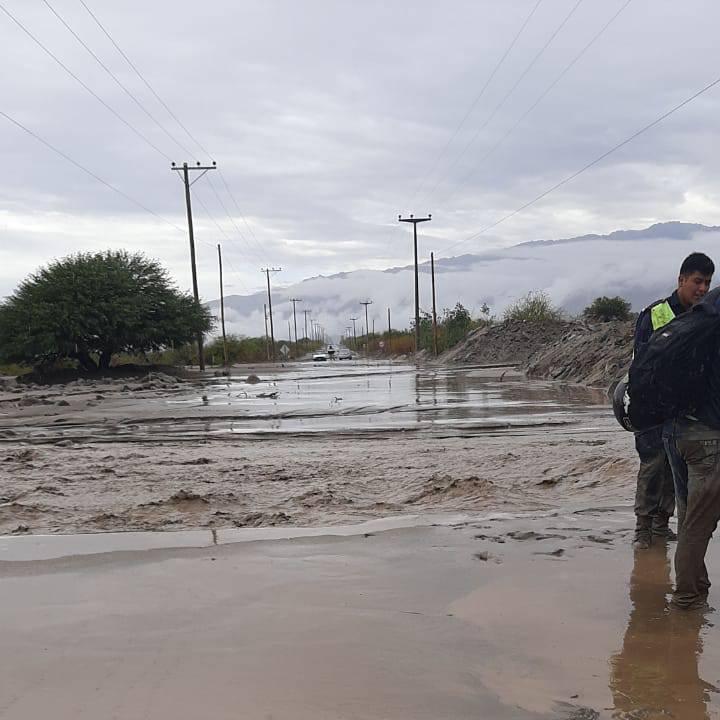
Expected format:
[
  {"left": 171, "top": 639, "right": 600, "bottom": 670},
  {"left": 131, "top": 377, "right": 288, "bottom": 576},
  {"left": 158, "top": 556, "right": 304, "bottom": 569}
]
[
  {"left": 360, "top": 300, "right": 372, "bottom": 354},
  {"left": 431, "top": 251, "right": 438, "bottom": 357},
  {"left": 387, "top": 307, "right": 392, "bottom": 355},
  {"left": 398, "top": 214, "right": 432, "bottom": 354},
  {"left": 172, "top": 160, "right": 217, "bottom": 371},
  {"left": 217, "top": 244, "right": 228, "bottom": 366},
  {"left": 261, "top": 267, "right": 281, "bottom": 361},
  {"left": 290, "top": 298, "right": 302, "bottom": 354},
  {"left": 350, "top": 317, "right": 358, "bottom": 350},
  {"left": 302, "top": 310, "right": 312, "bottom": 350},
  {"left": 263, "top": 303, "right": 270, "bottom": 361}
]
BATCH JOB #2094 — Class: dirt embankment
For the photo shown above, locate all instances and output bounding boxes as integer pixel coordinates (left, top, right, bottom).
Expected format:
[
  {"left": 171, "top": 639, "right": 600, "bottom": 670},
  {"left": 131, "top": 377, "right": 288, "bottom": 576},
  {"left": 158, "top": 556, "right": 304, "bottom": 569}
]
[{"left": 443, "top": 319, "right": 634, "bottom": 389}]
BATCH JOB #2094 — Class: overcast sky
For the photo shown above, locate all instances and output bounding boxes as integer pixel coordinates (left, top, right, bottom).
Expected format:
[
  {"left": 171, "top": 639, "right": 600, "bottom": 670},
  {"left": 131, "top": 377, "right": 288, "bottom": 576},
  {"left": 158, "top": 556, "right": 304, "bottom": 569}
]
[{"left": 3, "top": 0, "right": 720, "bottom": 303}]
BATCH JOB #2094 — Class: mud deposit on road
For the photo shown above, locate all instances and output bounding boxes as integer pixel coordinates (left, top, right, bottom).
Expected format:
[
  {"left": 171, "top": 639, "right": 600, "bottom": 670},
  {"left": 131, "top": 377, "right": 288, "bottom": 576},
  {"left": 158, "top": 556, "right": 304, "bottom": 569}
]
[{"left": 0, "top": 362, "right": 634, "bottom": 535}]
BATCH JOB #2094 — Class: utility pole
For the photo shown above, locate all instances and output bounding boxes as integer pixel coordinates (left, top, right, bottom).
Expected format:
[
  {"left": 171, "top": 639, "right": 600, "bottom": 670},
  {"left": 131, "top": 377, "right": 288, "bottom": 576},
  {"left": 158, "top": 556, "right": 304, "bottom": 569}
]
[
  {"left": 350, "top": 317, "right": 358, "bottom": 351},
  {"left": 261, "top": 267, "right": 281, "bottom": 361},
  {"left": 172, "top": 160, "right": 217, "bottom": 371},
  {"left": 360, "top": 300, "right": 372, "bottom": 354},
  {"left": 431, "top": 251, "right": 438, "bottom": 357},
  {"left": 290, "top": 298, "right": 302, "bottom": 354},
  {"left": 263, "top": 303, "right": 270, "bottom": 361},
  {"left": 217, "top": 244, "right": 228, "bottom": 366},
  {"left": 387, "top": 307, "right": 392, "bottom": 355},
  {"left": 302, "top": 309, "right": 311, "bottom": 349},
  {"left": 398, "top": 213, "right": 432, "bottom": 355}
]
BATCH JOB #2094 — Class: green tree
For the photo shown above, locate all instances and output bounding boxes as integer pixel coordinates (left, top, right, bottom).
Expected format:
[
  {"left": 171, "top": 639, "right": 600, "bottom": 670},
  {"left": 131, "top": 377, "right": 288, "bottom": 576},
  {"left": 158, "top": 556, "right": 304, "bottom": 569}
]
[
  {"left": 0, "top": 250, "right": 214, "bottom": 371},
  {"left": 583, "top": 295, "right": 632, "bottom": 322},
  {"left": 503, "top": 291, "right": 563, "bottom": 323},
  {"left": 442, "top": 302, "right": 474, "bottom": 348}
]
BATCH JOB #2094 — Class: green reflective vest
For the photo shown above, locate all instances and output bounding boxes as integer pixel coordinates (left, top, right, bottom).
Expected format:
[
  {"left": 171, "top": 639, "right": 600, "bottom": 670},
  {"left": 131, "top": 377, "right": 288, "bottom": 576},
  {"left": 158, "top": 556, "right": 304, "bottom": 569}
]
[{"left": 650, "top": 300, "right": 676, "bottom": 331}]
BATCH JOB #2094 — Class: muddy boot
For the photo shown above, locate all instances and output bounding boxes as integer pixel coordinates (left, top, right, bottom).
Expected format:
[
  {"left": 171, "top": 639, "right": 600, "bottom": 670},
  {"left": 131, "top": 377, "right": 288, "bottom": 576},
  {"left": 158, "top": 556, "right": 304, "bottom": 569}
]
[
  {"left": 633, "top": 516, "right": 652, "bottom": 549},
  {"left": 652, "top": 515, "right": 677, "bottom": 541}
]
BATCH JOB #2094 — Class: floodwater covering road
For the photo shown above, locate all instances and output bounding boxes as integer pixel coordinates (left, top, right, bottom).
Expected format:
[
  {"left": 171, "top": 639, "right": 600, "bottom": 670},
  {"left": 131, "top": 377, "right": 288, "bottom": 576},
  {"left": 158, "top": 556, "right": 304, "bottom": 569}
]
[
  {"left": 0, "top": 361, "right": 631, "bottom": 535},
  {"left": 5, "top": 362, "right": 706, "bottom": 720},
  {"left": 1, "top": 360, "right": 610, "bottom": 443}
]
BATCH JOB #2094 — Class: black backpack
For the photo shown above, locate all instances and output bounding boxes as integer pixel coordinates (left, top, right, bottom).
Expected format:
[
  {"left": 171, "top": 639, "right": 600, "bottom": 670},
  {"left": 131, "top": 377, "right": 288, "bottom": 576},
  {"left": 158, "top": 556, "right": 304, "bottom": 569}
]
[{"left": 621, "top": 290, "right": 720, "bottom": 431}]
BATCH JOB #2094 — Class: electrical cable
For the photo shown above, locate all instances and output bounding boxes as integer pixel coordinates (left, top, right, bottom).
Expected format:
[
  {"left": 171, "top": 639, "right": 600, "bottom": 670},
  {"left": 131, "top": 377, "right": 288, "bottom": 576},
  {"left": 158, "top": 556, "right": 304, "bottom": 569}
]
[
  {"left": 445, "top": 0, "right": 634, "bottom": 205},
  {"left": 0, "top": 109, "right": 184, "bottom": 233},
  {"left": 0, "top": 1, "right": 172, "bottom": 162},
  {"left": 406, "top": 0, "right": 544, "bottom": 207},
  {"left": 206, "top": 175, "right": 269, "bottom": 266},
  {"left": 42, "top": 0, "right": 195, "bottom": 159},
  {"left": 78, "top": 0, "right": 212, "bottom": 159},
  {"left": 77, "top": 0, "right": 272, "bottom": 267},
  {"left": 441, "top": 72, "right": 720, "bottom": 254},
  {"left": 422, "top": 0, "right": 586, "bottom": 206}
]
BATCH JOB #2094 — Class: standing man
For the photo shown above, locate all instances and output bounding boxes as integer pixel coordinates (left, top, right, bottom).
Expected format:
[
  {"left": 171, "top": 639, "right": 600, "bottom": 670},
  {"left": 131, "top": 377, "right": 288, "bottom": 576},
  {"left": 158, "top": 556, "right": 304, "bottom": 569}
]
[
  {"left": 671, "top": 282, "right": 720, "bottom": 610},
  {"left": 632, "top": 253, "right": 714, "bottom": 550}
]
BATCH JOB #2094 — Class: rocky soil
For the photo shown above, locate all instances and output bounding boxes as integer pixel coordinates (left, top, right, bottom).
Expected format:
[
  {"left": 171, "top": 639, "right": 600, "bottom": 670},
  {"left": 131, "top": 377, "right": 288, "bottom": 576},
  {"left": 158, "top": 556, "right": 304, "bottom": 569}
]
[{"left": 442, "top": 319, "right": 634, "bottom": 390}]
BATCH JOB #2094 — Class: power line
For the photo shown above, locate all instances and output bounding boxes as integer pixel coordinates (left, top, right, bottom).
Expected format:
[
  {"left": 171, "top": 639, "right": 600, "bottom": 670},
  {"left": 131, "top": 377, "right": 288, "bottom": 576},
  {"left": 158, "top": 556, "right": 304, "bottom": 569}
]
[
  {"left": 76, "top": 0, "right": 271, "bottom": 258},
  {"left": 190, "top": 188, "right": 254, "bottom": 294},
  {"left": 206, "top": 175, "right": 269, "bottom": 265},
  {"left": 41, "top": 0, "right": 194, "bottom": 159},
  {"left": 0, "top": 109, "right": 183, "bottom": 232},
  {"left": 407, "top": 0, "right": 544, "bottom": 206},
  {"left": 442, "top": 73, "right": 720, "bottom": 254},
  {"left": 78, "top": 0, "right": 212, "bottom": 159},
  {"left": 0, "top": 1, "right": 172, "bottom": 162},
  {"left": 422, "top": 0, "right": 586, "bottom": 205},
  {"left": 215, "top": 168, "right": 270, "bottom": 262},
  {"left": 446, "top": 0, "right": 633, "bottom": 204}
]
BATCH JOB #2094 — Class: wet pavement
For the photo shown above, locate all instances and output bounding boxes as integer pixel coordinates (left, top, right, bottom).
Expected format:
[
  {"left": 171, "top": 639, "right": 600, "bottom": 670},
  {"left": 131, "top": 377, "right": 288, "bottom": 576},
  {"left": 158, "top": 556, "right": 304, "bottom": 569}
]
[
  {"left": 0, "top": 361, "right": 610, "bottom": 443},
  {"left": 2, "top": 512, "right": 719, "bottom": 719}
]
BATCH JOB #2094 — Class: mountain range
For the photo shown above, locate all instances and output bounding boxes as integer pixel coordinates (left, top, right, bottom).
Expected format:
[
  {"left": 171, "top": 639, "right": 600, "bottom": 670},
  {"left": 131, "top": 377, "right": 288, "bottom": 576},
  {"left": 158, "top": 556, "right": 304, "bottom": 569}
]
[{"left": 207, "top": 221, "right": 720, "bottom": 341}]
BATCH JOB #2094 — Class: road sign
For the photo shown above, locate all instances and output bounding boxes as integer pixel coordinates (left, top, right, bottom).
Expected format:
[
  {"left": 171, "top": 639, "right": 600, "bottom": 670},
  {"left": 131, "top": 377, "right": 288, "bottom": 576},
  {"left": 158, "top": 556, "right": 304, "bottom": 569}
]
[{"left": 280, "top": 344, "right": 290, "bottom": 357}]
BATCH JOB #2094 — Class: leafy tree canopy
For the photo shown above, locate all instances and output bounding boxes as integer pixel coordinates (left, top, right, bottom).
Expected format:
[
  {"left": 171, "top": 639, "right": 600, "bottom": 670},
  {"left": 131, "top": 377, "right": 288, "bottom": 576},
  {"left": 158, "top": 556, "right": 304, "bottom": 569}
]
[
  {"left": 583, "top": 295, "right": 632, "bottom": 322},
  {"left": 0, "top": 250, "right": 214, "bottom": 370}
]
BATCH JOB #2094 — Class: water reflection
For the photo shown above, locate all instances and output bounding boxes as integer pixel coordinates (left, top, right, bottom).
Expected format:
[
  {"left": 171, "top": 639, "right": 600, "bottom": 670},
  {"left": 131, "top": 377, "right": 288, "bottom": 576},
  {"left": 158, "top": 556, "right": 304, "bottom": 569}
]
[
  {"left": 609, "top": 546, "right": 715, "bottom": 719},
  {"left": 11, "top": 363, "right": 612, "bottom": 442}
]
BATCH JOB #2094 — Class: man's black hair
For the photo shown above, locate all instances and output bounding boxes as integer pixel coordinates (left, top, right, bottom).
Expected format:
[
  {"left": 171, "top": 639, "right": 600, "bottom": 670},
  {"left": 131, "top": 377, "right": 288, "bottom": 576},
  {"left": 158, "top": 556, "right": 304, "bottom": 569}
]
[{"left": 680, "top": 252, "right": 715, "bottom": 277}]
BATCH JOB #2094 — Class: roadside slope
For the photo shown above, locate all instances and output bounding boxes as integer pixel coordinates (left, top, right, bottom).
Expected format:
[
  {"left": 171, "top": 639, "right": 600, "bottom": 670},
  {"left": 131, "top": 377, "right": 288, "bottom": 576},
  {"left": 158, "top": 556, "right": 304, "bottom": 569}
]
[{"left": 443, "top": 319, "right": 633, "bottom": 389}]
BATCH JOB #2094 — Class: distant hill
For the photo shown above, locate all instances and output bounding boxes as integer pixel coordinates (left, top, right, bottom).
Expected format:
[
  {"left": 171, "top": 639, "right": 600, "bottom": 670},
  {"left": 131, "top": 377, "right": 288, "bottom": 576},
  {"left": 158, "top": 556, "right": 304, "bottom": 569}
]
[{"left": 208, "top": 221, "right": 720, "bottom": 340}]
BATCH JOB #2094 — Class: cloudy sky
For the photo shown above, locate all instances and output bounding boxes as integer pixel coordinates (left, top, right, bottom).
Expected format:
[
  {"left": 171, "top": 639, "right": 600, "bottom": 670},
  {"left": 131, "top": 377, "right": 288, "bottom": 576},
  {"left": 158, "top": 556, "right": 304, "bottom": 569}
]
[{"left": 3, "top": 0, "right": 720, "bottom": 309}]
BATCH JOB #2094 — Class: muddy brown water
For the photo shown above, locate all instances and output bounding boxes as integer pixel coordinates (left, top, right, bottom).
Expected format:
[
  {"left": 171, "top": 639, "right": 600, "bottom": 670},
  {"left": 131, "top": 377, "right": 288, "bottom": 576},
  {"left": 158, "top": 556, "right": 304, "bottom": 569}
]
[
  {"left": 0, "top": 362, "right": 633, "bottom": 535},
  {"left": 2, "top": 513, "right": 719, "bottom": 719},
  {"left": 1, "top": 361, "right": 610, "bottom": 442},
  {"left": 3, "top": 364, "right": 720, "bottom": 718}
]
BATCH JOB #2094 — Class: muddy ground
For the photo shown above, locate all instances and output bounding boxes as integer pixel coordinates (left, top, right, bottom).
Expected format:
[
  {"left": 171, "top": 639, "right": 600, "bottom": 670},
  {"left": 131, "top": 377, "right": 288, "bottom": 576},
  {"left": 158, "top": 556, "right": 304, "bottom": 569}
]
[
  {"left": 443, "top": 318, "right": 634, "bottom": 388},
  {"left": 3, "top": 511, "right": 718, "bottom": 719},
  {"left": 0, "top": 363, "right": 635, "bottom": 536}
]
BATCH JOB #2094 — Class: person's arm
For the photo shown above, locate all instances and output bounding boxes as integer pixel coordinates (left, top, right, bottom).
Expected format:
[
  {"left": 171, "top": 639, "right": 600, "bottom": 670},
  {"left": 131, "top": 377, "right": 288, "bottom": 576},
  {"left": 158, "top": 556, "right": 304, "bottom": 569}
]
[{"left": 633, "top": 308, "right": 653, "bottom": 358}]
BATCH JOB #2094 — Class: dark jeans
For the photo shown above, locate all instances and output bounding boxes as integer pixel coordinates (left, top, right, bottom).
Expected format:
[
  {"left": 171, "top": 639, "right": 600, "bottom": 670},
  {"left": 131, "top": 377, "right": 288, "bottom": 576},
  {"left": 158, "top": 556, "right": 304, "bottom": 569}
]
[
  {"left": 671, "top": 419, "right": 720, "bottom": 608},
  {"left": 634, "top": 426, "right": 675, "bottom": 524},
  {"left": 663, "top": 419, "right": 690, "bottom": 531}
]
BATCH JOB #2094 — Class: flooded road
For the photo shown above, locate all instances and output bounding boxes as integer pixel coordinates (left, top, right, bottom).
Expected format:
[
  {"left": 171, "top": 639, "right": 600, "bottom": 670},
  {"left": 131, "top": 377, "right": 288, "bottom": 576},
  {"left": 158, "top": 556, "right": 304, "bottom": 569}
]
[
  {"left": 1, "top": 361, "right": 610, "bottom": 443},
  {"left": 0, "top": 361, "right": 633, "bottom": 535}
]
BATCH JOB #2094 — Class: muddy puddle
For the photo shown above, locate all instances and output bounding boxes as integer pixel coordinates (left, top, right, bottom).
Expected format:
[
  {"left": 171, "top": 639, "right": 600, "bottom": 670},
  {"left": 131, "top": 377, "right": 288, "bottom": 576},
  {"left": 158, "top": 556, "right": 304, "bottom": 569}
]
[
  {"left": 0, "top": 362, "right": 633, "bottom": 535},
  {"left": 0, "top": 362, "right": 610, "bottom": 443}
]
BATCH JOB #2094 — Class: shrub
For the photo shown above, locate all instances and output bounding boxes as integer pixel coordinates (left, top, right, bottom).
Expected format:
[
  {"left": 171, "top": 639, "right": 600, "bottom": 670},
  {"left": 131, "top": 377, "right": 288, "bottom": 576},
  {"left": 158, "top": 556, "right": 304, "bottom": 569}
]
[
  {"left": 503, "top": 291, "right": 563, "bottom": 323},
  {"left": 583, "top": 296, "right": 632, "bottom": 322}
]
